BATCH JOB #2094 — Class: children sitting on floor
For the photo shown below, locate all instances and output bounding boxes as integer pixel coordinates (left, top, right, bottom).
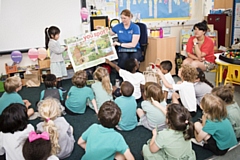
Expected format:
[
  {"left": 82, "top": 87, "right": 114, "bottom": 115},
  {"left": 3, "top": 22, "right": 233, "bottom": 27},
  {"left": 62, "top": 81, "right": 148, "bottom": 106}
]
[
  {"left": 0, "top": 103, "right": 35, "bottom": 159},
  {"left": 142, "top": 103, "right": 196, "bottom": 160},
  {"left": 115, "top": 81, "right": 138, "bottom": 131},
  {"left": 90, "top": 67, "right": 113, "bottom": 110},
  {"left": 157, "top": 64, "right": 198, "bottom": 117},
  {"left": 37, "top": 98, "right": 75, "bottom": 159},
  {"left": 40, "top": 74, "right": 64, "bottom": 104},
  {"left": 193, "top": 93, "right": 237, "bottom": 155},
  {"left": 160, "top": 60, "right": 175, "bottom": 104},
  {"left": 78, "top": 101, "right": 135, "bottom": 160},
  {"left": 65, "top": 70, "right": 98, "bottom": 114},
  {"left": 0, "top": 76, "right": 35, "bottom": 118},
  {"left": 194, "top": 68, "right": 213, "bottom": 106},
  {"left": 137, "top": 82, "right": 167, "bottom": 131},
  {"left": 22, "top": 131, "right": 59, "bottom": 160},
  {"left": 106, "top": 58, "right": 145, "bottom": 104},
  {"left": 212, "top": 84, "right": 240, "bottom": 139}
]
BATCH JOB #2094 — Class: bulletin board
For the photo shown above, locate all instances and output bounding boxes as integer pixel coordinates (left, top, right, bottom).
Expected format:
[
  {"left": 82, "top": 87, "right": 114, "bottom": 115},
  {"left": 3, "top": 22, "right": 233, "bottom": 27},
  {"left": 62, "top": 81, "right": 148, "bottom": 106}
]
[{"left": 106, "top": 0, "right": 191, "bottom": 20}]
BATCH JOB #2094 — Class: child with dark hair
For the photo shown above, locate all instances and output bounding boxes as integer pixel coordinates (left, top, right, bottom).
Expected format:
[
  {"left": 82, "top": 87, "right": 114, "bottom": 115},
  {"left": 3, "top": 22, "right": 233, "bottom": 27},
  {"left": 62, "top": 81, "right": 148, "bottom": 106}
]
[
  {"left": 194, "top": 68, "right": 213, "bottom": 106},
  {"left": 212, "top": 84, "right": 240, "bottom": 139},
  {"left": 65, "top": 70, "right": 98, "bottom": 114},
  {"left": 160, "top": 60, "right": 175, "bottom": 103},
  {"left": 157, "top": 65, "right": 198, "bottom": 117},
  {"left": 0, "top": 76, "right": 35, "bottom": 118},
  {"left": 78, "top": 101, "right": 135, "bottom": 160},
  {"left": 0, "top": 103, "right": 35, "bottom": 160},
  {"left": 22, "top": 131, "right": 59, "bottom": 160},
  {"left": 115, "top": 81, "right": 138, "bottom": 131},
  {"left": 142, "top": 103, "right": 196, "bottom": 159},
  {"left": 193, "top": 94, "right": 237, "bottom": 155},
  {"left": 106, "top": 58, "right": 145, "bottom": 103},
  {"left": 40, "top": 74, "right": 64, "bottom": 103},
  {"left": 45, "top": 26, "right": 68, "bottom": 92},
  {"left": 137, "top": 82, "right": 167, "bottom": 131}
]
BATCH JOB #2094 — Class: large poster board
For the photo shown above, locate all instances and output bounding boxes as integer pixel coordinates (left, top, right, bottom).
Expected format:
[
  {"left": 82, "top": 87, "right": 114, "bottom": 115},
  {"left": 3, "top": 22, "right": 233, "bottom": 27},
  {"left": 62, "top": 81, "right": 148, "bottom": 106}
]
[{"left": 65, "top": 28, "right": 118, "bottom": 72}]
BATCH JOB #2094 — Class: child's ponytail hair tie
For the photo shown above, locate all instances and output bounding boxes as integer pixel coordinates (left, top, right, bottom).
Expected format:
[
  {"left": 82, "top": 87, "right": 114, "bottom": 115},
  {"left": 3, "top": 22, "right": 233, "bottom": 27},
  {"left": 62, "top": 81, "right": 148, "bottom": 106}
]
[
  {"left": 185, "top": 120, "right": 189, "bottom": 131},
  {"left": 46, "top": 118, "right": 51, "bottom": 122}
]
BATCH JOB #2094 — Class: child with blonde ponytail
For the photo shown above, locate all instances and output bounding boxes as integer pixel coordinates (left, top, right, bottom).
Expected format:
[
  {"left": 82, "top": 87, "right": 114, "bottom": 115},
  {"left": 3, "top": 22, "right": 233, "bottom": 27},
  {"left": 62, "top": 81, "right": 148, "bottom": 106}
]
[
  {"left": 90, "top": 67, "right": 113, "bottom": 109},
  {"left": 37, "top": 98, "right": 75, "bottom": 159}
]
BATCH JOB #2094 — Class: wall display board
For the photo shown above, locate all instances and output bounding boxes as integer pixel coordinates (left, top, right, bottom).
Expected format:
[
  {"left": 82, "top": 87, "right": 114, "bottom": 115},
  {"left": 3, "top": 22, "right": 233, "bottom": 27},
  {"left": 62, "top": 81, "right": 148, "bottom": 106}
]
[{"left": 106, "top": 0, "right": 191, "bottom": 20}]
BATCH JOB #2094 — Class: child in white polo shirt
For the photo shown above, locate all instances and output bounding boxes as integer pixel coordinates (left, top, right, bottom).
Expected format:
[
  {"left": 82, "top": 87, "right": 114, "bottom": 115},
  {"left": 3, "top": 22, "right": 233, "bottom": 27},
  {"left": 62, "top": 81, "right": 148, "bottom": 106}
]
[
  {"left": 106, "top": 58, "right": 145, "bottom": 103},
  {"left": 157, "top": 64, "right": 198, "bottom": 117}
]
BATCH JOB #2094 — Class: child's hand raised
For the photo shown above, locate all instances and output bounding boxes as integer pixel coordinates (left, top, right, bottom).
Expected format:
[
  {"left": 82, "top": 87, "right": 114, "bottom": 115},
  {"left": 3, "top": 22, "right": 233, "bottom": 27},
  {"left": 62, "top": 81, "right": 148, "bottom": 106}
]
[
  {"left": 105, "top": 58, "right": 110, "bottom": 64},
  {"left": 156, "top": 68, "right": 163, "bottom": 76}
]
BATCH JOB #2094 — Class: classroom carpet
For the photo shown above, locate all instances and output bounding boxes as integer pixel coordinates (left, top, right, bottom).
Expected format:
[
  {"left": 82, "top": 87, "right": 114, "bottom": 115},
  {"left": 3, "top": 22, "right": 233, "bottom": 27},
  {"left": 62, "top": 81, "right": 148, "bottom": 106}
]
[{"left": 0, "top": 78, "right": 215, "bottom": 160}]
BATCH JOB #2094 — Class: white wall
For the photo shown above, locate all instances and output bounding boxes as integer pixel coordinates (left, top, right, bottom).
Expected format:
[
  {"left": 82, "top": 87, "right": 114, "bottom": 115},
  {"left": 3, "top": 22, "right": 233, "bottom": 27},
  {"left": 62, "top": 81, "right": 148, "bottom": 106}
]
[
  {"left": 0, "top": 0, "right": 82, "bottom": 52},
  {"left": 0, "top": 0, "right": 209, "bottom": 75}
]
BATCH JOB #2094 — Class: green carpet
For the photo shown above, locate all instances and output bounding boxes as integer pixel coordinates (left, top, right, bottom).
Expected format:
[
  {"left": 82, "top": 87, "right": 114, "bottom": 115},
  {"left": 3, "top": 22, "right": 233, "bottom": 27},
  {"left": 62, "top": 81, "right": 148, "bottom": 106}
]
[{"left": 0, "top": 79, "right": 214, "bottom": 160}]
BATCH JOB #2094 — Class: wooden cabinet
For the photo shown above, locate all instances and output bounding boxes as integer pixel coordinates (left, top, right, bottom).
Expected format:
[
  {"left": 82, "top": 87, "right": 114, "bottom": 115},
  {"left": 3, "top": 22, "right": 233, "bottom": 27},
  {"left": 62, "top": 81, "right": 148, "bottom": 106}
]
[
  {"left": 207, "top": 14, "right": 232, "bottom": 48},
  {"left": 214, "top": 0, "right": 233, "bottom": 9},
  {"left": 139, "top": 37, "right": 176, "bottom": 75}
]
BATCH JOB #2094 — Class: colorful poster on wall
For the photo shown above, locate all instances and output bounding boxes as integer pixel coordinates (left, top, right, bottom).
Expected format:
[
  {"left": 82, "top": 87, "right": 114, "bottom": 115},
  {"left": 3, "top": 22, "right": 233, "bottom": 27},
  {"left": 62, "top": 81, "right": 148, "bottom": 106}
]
[
  {"left": 180, "top": 28, "right": 193, "bottom": 51},
  {"left": 106, "top": 0, "right": 191, "bottom": 20},
  {"left": 64, "top": 28, "right": 118, "bottom": 72}
]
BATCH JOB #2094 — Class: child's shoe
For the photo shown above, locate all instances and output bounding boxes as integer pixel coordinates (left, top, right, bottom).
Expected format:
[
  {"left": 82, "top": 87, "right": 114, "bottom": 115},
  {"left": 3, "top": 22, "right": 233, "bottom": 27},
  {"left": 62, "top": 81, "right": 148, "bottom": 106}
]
[
  {"left": 29, "top": 112, "right": 40, "bottom": 120},
  {"left": 191, "top": 138, "right": 204, "bottom": 146}
]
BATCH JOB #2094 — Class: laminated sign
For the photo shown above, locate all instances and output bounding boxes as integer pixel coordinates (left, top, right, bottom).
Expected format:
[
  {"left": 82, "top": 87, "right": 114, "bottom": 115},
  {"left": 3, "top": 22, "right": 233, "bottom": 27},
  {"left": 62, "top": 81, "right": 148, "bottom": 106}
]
[{"left": 64, "top": 28, "right": 118, "bottom": 72}]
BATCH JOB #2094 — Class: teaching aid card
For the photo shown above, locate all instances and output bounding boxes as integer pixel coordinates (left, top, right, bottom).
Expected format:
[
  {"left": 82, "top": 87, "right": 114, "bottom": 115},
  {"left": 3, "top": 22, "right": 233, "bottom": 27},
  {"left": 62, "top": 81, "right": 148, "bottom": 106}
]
[{"left": 64, "top": 28, "right": 118, "bottom": 72}]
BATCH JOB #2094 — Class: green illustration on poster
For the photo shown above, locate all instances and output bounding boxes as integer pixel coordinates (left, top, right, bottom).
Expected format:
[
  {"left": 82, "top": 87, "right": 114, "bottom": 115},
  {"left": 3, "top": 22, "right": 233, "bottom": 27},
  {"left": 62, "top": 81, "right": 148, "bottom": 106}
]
[
  {"left": 106, "top": 0, "right": 191, "bottom": 20},
  {"left": 64, "top": 28, "right": 118, "bottom": 72}
]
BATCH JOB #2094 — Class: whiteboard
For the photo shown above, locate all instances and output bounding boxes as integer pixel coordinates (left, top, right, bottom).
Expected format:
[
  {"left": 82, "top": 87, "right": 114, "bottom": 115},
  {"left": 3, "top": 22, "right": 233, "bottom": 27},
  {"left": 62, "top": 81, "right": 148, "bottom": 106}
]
[{"left": 0, "top": 0, "right": 82, "bottom": 53}]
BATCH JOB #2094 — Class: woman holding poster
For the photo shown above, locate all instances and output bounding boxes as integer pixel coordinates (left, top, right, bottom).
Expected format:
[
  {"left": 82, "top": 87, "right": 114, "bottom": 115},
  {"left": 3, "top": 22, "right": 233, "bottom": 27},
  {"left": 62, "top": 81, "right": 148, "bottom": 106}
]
[{"left": 110, "top": 9, "right": 141, "bottom": 69}]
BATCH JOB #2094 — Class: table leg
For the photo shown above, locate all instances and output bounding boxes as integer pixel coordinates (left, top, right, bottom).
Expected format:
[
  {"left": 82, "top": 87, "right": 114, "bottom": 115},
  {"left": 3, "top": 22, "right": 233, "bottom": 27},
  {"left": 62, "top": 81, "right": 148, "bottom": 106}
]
[{"left": 219, "top": 65, "right": 224, "bottom": 86}]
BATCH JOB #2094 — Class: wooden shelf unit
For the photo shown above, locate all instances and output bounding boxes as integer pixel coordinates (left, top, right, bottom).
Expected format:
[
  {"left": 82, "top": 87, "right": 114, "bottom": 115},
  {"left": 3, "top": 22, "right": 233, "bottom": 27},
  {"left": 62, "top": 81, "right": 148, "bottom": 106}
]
[{"left": 139, "top": 37, "right": 176, "bottom": 75}]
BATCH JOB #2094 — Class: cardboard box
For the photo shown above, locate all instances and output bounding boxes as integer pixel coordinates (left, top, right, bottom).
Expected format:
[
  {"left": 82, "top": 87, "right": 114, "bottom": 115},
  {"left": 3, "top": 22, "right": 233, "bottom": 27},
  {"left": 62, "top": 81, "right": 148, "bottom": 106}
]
[
  {"left": 21, "top": 79, "right": 26, "bottom": 87},
  {"left": 24, "top": 70, "right": 40, "bottom": 87},
  {"left": 38, "top": 58, "right": 50, "bottom": 69}
]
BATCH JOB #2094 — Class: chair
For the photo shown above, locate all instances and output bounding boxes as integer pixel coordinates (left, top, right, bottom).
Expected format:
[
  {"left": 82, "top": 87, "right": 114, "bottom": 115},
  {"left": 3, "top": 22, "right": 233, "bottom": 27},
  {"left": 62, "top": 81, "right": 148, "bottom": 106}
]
[
  {"left": 135, "top": 22, "right": 148, "bottom": 62},
  {"left": 224, "top": 64, "right": 240, "bottom": 85}
]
